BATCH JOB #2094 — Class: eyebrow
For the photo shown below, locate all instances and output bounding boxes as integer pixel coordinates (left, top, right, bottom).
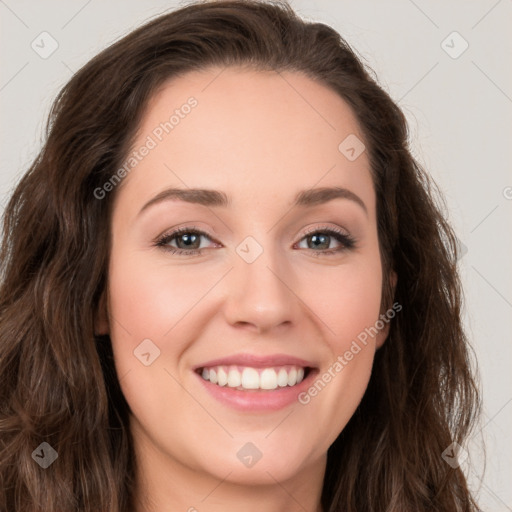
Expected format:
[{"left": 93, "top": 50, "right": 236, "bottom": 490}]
[{"left": 137, "top": 186, "right": 368, "bottom": 217}]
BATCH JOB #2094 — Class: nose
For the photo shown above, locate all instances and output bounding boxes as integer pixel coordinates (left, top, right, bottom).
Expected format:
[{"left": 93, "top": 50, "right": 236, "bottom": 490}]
[{"left": 222, "top": 242, "right": 301, "bottom": 334}]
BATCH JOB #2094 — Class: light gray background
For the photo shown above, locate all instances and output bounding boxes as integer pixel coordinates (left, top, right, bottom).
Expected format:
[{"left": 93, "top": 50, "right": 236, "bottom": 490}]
[{"left": 1, "top": 1, "right": 511, "bottom": 510}]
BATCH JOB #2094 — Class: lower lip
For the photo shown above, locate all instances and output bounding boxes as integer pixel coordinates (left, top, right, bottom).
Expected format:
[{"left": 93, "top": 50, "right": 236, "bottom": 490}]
[{"left": 194, "top": 369, "right": 317, "bottom": 412}]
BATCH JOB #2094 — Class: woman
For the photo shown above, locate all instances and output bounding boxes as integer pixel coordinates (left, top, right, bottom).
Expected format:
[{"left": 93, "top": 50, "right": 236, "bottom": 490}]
[{"left": 0, "top": 1, "right": 481, "bottom": 511}]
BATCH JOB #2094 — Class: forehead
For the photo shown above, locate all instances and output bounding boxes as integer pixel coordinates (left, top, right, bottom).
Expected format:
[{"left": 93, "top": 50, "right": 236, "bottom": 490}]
[{"left": 115, "top": 66, "right": 374, "bottom": 217}]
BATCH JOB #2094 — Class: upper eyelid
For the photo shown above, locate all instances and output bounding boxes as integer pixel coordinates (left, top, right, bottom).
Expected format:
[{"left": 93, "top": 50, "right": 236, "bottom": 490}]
[{"left": 301, "top": 224, "right": 350, "bottom": 236}]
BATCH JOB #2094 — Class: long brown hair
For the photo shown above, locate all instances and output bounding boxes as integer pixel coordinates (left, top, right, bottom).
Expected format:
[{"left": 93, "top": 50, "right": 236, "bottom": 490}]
[{"left": 0, "top": 1, "right": 481, "bottom": 510}]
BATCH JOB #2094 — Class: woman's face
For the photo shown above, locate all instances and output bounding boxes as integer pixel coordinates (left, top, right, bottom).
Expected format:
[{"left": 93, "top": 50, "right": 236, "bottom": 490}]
[{"left": 98, "top": 67, "right": 393, "bottom": 486}]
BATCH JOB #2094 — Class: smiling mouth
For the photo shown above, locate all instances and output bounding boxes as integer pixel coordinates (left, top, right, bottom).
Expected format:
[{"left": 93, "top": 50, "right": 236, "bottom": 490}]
[{"left": 195, "top": 364, "right": 313, "bottom": 391}]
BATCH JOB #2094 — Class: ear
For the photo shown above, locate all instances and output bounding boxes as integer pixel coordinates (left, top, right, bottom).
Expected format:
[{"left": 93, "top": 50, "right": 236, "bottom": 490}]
[
  {"left": 94, "top": 289, "right": 110, "bottom": 336},
  {"left": 375, "top": 269, "right": 397, "bottom": 349}
]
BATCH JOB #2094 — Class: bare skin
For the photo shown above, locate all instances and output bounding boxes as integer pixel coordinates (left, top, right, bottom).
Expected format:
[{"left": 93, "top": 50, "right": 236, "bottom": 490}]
[{"left": 95, "top": 66, "right": 395, "bottom": 512}]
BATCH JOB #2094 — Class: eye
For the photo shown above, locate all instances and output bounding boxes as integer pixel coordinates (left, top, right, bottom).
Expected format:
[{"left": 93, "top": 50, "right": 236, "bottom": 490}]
[
  {"left": 153, "top": 224, "right": 357, "bottom": 257},
  {"left": 154, "top": 226, "right": 218, "bottom": 255},
  {"left": 295, "top": 226, "right": 356, "bottom": 256}
]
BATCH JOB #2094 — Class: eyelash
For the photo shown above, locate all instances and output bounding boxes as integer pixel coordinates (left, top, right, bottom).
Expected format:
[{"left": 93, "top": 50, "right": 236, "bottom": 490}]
[{"left": 154, "top": 225, "right": 357, "bottom": 257}]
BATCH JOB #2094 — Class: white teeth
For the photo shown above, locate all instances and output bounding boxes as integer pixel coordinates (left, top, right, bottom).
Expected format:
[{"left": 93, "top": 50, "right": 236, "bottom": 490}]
[
  {"left": 288, "top": 367, "right": 297, "bottom": 386},
  {"left": 199, "top": 364, "right": 307, "bottom": 390},
  {"left": 227, "top": 367, "right": 241, "bottom": 387},
  {"left": 217, "top": 367, "right": 228, "bottom": 386},
  {"left": 277, "top": 368, "right": 288, "bottom": 387},
  {"left": 241, "top": 368, "right": 259, "bottom": 389},
  {"left": 260, "top": 368, "right": 278, "bottom": 390}
]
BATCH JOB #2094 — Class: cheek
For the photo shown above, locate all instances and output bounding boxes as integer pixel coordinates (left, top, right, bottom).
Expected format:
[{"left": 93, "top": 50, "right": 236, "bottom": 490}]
[
  {"left": 297, "top": 292, "right": 379, "bottom": 457},
  {"left": 105, "top": 252, "right": 206, "bottom": 436},
  {"left": 300, "top": 252, "right": 383, "bottom": 348},
  {"left": 107, "top": 251, "right": 214, "bottom": 342},
  {"left": 294, "top": 252, "right": 383, "bottom": 445},
  {"left": 299, "top": 343, "right": 375, "bottom": 459},
  {"left": 105, "top": 250, "right": 212, "bottom": 399}
]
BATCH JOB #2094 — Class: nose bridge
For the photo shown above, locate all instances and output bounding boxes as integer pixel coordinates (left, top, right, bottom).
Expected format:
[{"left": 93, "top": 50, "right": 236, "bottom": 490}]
[{"left": 223, "top": 234, "right": 298, "bottom": 332}]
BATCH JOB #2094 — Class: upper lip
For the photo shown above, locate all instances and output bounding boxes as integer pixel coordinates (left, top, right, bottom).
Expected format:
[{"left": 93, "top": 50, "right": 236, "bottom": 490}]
[{"left": 193, "top": 353, "right": 317, "bottom": 371}]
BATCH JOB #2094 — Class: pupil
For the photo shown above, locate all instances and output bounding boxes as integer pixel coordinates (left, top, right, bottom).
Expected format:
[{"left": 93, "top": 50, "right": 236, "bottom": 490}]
[
  {"left": 311, "top": 234, "right": 329, "bottom": 249},
  {"left": 180, "top": 233, "right": 198, "bottom": 248}
]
